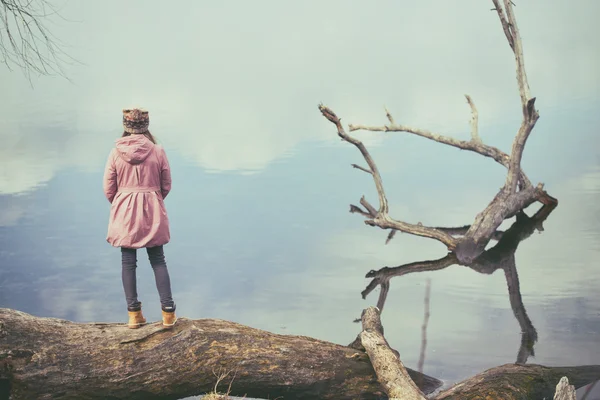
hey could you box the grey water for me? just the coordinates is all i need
[1,1,599,399]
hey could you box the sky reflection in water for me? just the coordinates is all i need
[1,0,599,395]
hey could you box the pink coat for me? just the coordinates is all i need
[103,135,171,249]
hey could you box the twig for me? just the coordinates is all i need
[351,164,373,175]
[464,94,481,143]
[385,229,397,244]
[0,0,79,84]
[349,204,374,218]
[360,196,378,217]
[212,367,232,394]
[319,104,389,214]
[376,280,390,312]
[384,106,395,124]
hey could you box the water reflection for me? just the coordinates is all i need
[359,202,556,365]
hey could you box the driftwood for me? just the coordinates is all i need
[318,0,557,265]
[358,307,426,400]
[318,3,570,392]
[0,308,442,400]
[360,201,556,366]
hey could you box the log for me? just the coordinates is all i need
[435,364,600,400]
[0,308,442,400]
[358,307,426,400]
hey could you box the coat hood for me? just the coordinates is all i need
[115,135,154,164]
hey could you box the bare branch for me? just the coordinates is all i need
[351,163,373,175]
[365,215,458,249]
[320,1,555,264]
[384,106,395,124]
[360,307,427,400]
[361,272,383,300]
[360,196,378,217]
[362,203,554,370]
[385,229,397,245]
[376,280,390,312]
[434,225,504,241]
[464,94,481,143]
[491,0,515,51]
[349,204,374,219]
[319,104,459,249]
[0,0,78,83]
[491,0,539,193]
[319,104,389,215]
[348,118,531,189]
[503,0,532,104]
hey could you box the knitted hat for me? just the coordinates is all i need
[123,108,149,134]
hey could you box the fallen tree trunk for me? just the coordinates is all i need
[1,308,598,400]
[0,308,441,400]
[435,364,599,400]
[352,307,599,400]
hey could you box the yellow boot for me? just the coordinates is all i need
[127,310,147,329]
[162,310,177,328]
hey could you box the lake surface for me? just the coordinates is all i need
[1,1,599,398]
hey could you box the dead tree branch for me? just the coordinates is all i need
[348,103,531,189]
[319,104,459,250]
[359,307,427,400]
[319,0,557,264]
[361,202,556,365]
[464,94,481,143]
[491,0,539,194]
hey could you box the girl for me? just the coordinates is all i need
[103,108,177,329]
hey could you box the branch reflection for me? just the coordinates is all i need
[358,202,557,365]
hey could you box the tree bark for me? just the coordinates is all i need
[0,308,441,400]
[2,308,598,400]
[358,307,426,400]
[435,364,599,400]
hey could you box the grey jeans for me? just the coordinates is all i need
[121,245,176,312]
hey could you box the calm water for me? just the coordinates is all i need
[1,0,599,398]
